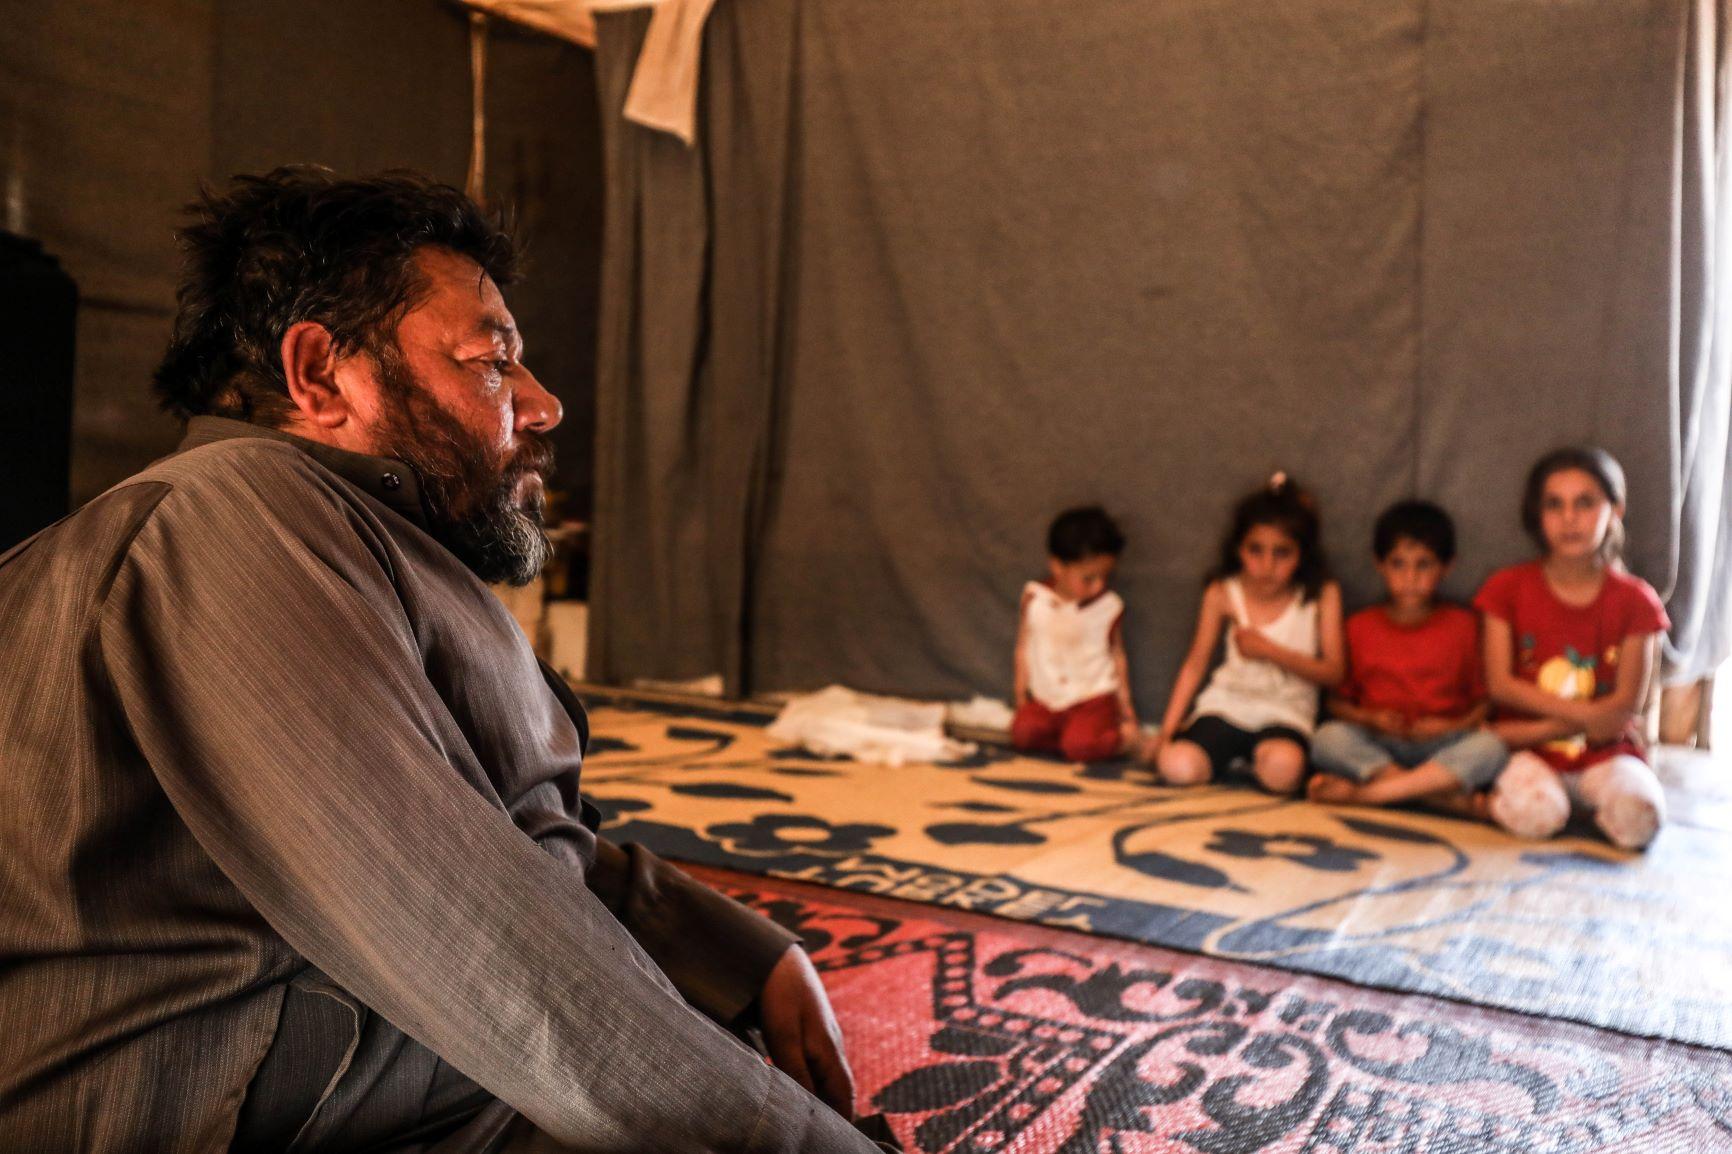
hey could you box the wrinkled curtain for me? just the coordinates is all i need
[588,0,798,693]
[588,0,1729,706]
[1665,0,1732,683]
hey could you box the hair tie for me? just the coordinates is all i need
[1269,470,1288,493]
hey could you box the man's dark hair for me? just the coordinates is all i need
[1047,506,1126,562]
[1373,500,1457,563]
[153,167,518,424]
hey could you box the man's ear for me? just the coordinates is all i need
[280,322,351,429]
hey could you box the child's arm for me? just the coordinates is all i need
[1012,588,1033,707]
[1482,616,1596,727]
[1110,619,1137,728]
[1328,695,1408,735]
[1235,582,1346,688]
[1407,701,1489,738]
[1490,716,1579,749]
[1581,632,1659,744]
[1151,582,1230,755]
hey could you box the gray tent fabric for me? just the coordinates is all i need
[1666,0,1732,682]
[590,0,800,693]
[589,0,1732,709]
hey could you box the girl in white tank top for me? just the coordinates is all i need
[1146,474,1345,795]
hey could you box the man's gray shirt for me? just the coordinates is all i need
[0,418,870,1151]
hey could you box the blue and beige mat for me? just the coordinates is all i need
[582,700,1732,1051]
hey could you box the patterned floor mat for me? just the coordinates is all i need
[690,865,1732,1153]
[583,702,1732,1050]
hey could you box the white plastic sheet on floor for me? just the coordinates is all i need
[767,685,977,766]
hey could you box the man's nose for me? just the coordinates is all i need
[514,367,563,433]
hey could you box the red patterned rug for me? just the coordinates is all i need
[686,865,1732,1153]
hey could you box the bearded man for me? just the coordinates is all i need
[0,169,887,1152]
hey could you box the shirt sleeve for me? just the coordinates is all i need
[1473,565,1519,623]
[536,667,798,1025]
[1616,573,1671,638]
[97,455,871,1153]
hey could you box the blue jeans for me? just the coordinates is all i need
[1310,721,1507,791]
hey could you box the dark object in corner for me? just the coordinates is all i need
[0,231,77,552]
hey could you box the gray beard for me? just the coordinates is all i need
[370,346,555,587]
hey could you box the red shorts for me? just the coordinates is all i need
[1011,693,1123,762]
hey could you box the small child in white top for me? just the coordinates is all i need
[1011,506,1140,762]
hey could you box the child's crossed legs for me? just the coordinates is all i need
[1488,751,1665,850]
[1157,715,1307,795]
[1307,722,1506,815]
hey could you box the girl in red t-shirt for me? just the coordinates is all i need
[1474,447,1670,849]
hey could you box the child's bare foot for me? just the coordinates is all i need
[1134,732,1163,766]
[1419,789,1493,822]
[1306,774,1361,805]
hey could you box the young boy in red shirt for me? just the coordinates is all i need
[1306,501,1507,813]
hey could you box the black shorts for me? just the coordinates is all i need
[1175,715,1309,777]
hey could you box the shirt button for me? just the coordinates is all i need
[381,472,402,491]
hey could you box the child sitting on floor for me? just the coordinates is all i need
[1307,500,1507,813]
[1475,446,1670,849]
[1147,473,1344,795]
[1011,506,1141,762]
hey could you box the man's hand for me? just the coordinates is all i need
[761,944,856,1119]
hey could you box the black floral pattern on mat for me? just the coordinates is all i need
[924,822,1048,847]
[707,814,896,856]
[664,724,737,751]
[1204,831,1381,873]
[670,782,795,802]
[586,796,651,825]
[1113,825,1246,891]
[716,881,1732,1154]
[584,735,639,755]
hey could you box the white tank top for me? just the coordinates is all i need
[1022,582,1123,711]
[1190,578,1320,734]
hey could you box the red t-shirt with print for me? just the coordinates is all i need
[1473,560,1670,771]
[1339,603,1483,721]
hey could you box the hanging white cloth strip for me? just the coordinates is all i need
[614,0,716,146]
[454,0,717,147]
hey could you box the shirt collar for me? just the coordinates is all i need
[177,416,430,529]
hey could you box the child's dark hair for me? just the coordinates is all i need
[1520,446,1627,562]
[1373,500,1457,563]
[1211,472,1328,598]
[1047,506,1126,562]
